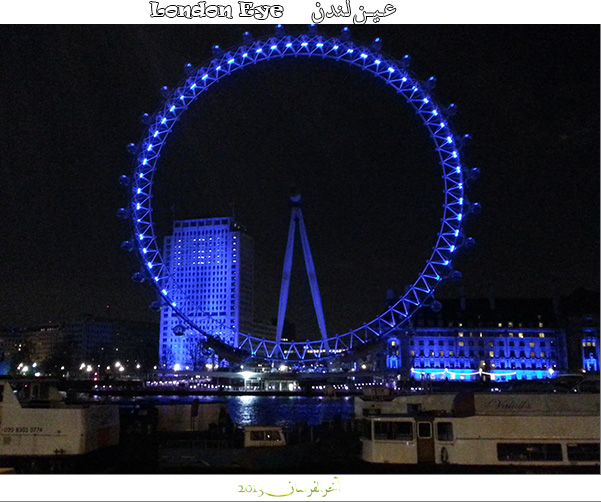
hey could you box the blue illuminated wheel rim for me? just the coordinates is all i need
[124,27,477,362]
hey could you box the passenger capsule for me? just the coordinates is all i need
[120,240,134,252]
[118,175,130,187]
[423,76,437,91]
[116,208,129,219]
[446,103,458,117]
[132,272,145,283]
[449,270,463,283]
[242,31,253,44]
[126,143,137,154]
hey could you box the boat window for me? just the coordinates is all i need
[497,443,562,462]
[250,430,265,441]
[374,421,413,441]
[436,422,454,442]
[250,430,281,442]
[264,430,281,441]
[567,443,600,462]
[417,422,432,439]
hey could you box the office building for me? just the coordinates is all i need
[159,217,254,370]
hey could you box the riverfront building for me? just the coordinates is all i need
[377,289,599,381]
[159,217,254,370]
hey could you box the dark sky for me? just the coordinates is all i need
[1,25,599,338]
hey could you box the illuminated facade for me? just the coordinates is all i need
[159,217,254,370]
[380,297,572,381]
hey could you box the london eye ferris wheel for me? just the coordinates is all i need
[119,25,480,364]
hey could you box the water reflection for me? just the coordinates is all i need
[225,395,354,427]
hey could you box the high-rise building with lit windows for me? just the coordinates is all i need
[159,217,254,370]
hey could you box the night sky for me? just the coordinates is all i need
[1,25,598,338]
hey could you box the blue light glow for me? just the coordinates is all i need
[130,30,473,364]
[147,262,153,269]
[162,289,168,295]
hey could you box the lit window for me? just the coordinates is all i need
[539,333,545,338]
[530,351,536,358]
[518,333,524,338]
[489,351,494,357]
[458,341,464,346]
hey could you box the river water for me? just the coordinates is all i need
[108,394,355,427]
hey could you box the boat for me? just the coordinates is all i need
[359,391,600,468]
[0,378,120,472]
